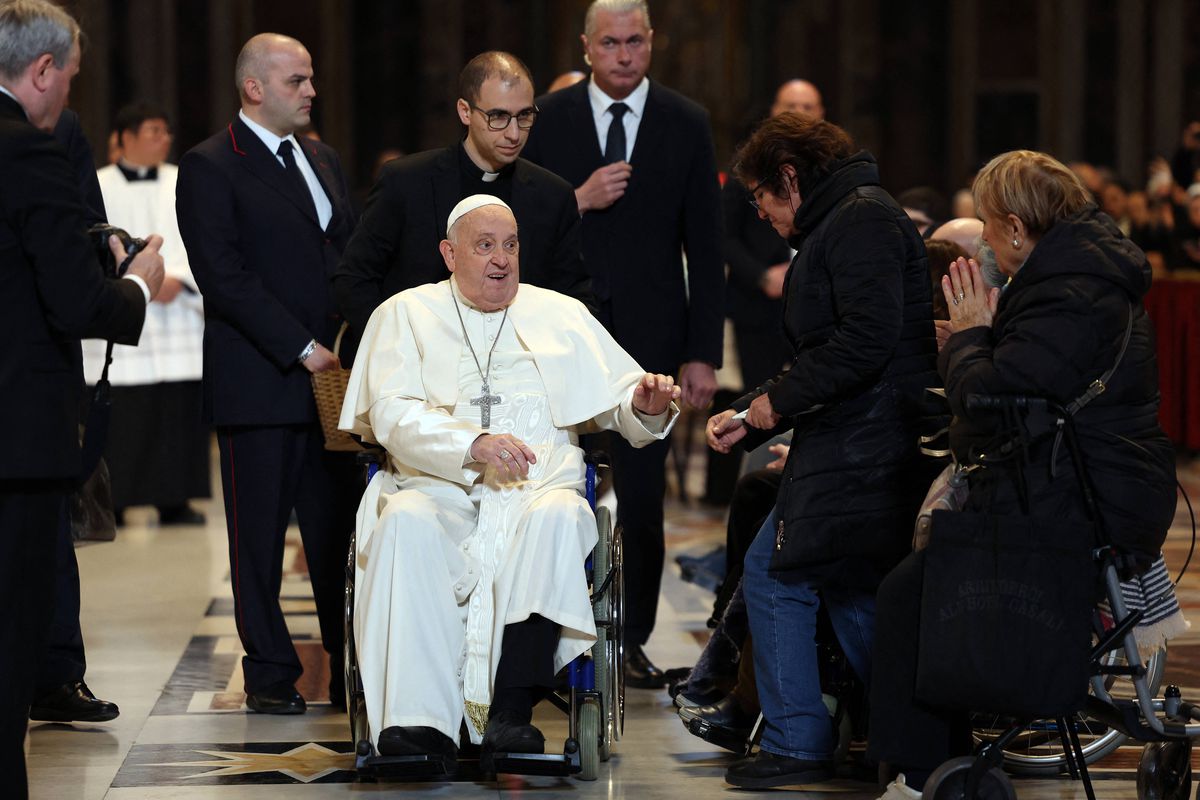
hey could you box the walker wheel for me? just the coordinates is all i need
[1138,741,1193,800]
[577,698,601,781]
[925,756,1017,800]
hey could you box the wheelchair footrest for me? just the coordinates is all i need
[356,750,456,780]
[684,716,753,756]
[489,752,579,776]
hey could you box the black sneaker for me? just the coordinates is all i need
[725,751,832,789]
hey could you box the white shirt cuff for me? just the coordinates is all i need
[122,273,151,304]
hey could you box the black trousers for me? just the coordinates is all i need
[35,503,85,694]
[216,423,358,693]
[1,480,69,800]
[867,550,971,770]
[609,434,671,646]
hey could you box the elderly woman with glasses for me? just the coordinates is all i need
[867,150,1177,800]
[705,114,940,788]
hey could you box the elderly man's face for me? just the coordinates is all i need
[256,44,315,136]
[582,9,652,100]
[443,206,520,311]
[458,75,535,172]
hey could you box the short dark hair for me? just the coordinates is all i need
[113,101,168,138]
[733,113,855,199]
[458,51,532,106]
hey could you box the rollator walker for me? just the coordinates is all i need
[343,450,624,782]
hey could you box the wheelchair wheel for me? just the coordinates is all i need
[590,507,624,763]
[971,645,1166,774]
[344,531,371,752]
[1138,741,1193,800]
[925,756,1017,800]
[578,697,602,781]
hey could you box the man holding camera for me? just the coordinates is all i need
[0,1,165,795]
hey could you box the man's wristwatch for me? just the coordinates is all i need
[298,339,317,363]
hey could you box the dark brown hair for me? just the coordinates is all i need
[923,238,969,320]
[458,51,533,106]
[732,113,856,198]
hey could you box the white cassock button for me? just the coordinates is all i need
[455,583,463,591]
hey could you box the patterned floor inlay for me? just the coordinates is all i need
[112,742,355,786]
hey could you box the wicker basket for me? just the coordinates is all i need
[311,324,364,452]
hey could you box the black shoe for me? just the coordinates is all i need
[245,681,306,715]
[479,710,545,773]
[664,667,691,698]
[29,681,120,723]
[377,725,458,762]
[724,751,832,789]
[624,644,670,689]
[158,505,206,526]
[679,694,757,734]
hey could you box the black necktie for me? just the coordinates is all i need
[604,102,629,164]
[276,140,318,219]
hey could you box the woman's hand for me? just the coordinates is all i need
[943,257,1000,334]
[706,410,746,453]
[633,373,682,416]
[765,443,790,471]
[746,392,782,430]
[470,433,537,478]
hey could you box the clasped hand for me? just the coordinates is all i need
[471,433,538,478]
[704,393,781,454]
[943,257,999,335]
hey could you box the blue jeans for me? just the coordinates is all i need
[743,506,876,760]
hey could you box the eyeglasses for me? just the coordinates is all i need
[747,176,771,211]
[469,238,520,258]
[470,105,539,131]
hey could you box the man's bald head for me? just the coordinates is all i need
[771,80,824,120]
[929,217,984,258]
[235,33,305,99]
[458,51,533,107]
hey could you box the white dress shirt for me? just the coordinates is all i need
[238,109,333,230]
[587,76,649,163]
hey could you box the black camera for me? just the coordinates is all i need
[87,224,147,278]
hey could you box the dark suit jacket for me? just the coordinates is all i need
[522,79,724,374]
[722,176,790,330]
[176,116,355,427]
[54,109,107,227]
[0,94,145,480]
[333,144,591,358]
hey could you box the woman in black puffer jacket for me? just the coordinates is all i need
[705,114,941,789]
[868,150,1176,800]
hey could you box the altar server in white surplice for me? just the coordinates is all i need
[81,102,209,525]
[340,194,680,768]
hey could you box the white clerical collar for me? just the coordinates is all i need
[238,109,300,158]
[587,75,649,120]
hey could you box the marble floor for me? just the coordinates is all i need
[23,440,1200,799]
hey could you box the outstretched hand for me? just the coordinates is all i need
[633,373,681,416]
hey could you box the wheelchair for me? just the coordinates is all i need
[343,451,624,782]
[921,394,1199,800]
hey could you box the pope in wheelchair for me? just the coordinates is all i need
[338,194,679,772]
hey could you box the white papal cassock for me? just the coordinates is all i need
[340,278,677,746]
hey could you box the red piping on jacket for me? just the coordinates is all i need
[228,123,247,156]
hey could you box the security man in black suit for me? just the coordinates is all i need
[522,0,724,687]
[334,50,591,360]
[0,2,165,793]
[176,33,359,716]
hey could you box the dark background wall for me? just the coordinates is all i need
[61,0,1199,200]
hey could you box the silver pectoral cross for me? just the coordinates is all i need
[470,382,503,429]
